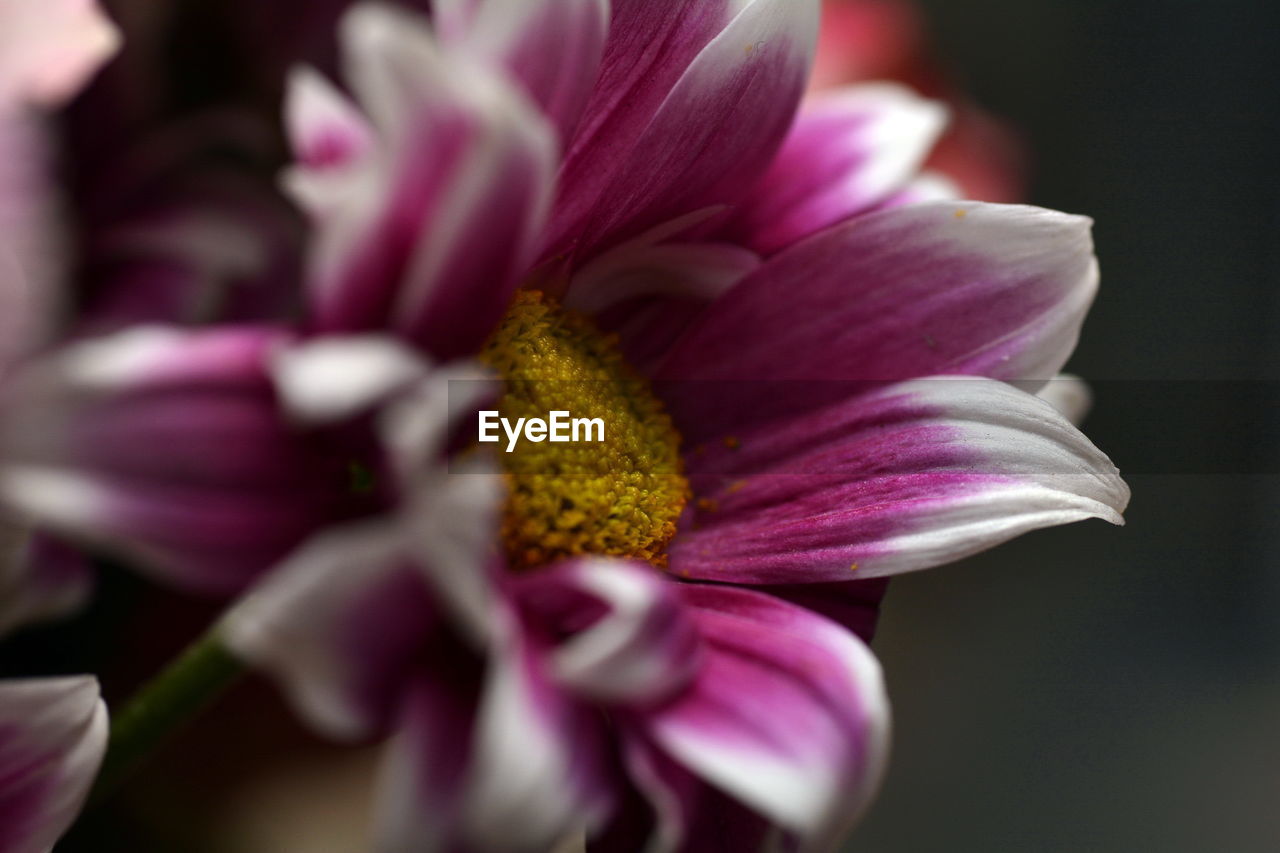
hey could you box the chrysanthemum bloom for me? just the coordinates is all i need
[0,0,1127,848]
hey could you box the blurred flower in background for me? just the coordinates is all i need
[815,0,1027,204]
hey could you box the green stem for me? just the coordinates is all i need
[89,629,245,806]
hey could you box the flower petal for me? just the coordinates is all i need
[221,522,432,740]
[378,626,612,853]
[0,676,107,853]
[0,327,361,594]
[294,4,557,359]
[1037,373,1093,426]
[513,558,702,705]
[545,0,819,261]
[724,83,947,254]
[657,201,1100,443]
[0,0,120,109]
[567,239,759,372]
[669,377,1129,584]
[637,586,889,849]
[271,335,427,425]
[434,0,611,143]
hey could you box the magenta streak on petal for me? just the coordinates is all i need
[550,2,814,262]
[309,114,472,338]
[721,86,946,255]
[512,559,703,706]
[635,585,885,841]
[338,566,439,735]
[669,392,992,583]
[0,729,55,849]
[544,0,729,259]
[395,137,550,359]
[656,202,1097,444]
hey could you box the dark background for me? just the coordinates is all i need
[852,1,1280,850]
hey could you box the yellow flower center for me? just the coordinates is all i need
[480,291,689,570]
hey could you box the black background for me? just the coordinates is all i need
[852,1,1280,850]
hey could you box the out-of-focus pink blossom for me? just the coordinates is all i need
[813,0,1027,203]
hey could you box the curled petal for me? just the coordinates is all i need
[670,377,1129,584]
[547,0,820,260]
[0,676,107,853]
[636,586,889,849]
[658,201,1101,443]
[726,83,948,254]
[293,4,558,359]
[434,0,611,143]
[514,558,702,705]
[0,327,360,594]
[378,628,611,853]
[221,522,431,740]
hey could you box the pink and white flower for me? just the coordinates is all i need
[0,1,1128,848]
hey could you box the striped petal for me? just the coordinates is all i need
[290,4,557,359]
[669,377,1129,584]
[725,83,947,254]
[0,676,107,853]
[0,327,366,594]
[378,624,612,853]
[513,558,702,706]
[434,0,610,144]
[546,0,819,261]
[634,585,889,851]
[657,201,1100,444]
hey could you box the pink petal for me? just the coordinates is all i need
[637,586,889,848]
[294,4,557,359]
[545,0,820,262]
[0,327,367,594]
[221,522,433,740]
[285,67,375,173]
[378,627,611,853]
[512,558,702,705]
[567,238,760,372]
[434,0,610,144]
[0,0,120,109]
[669,377,1128,584]
[607,734,773,852]
[724,83,948,255]
[0,676,107,853]
[657,201,1100,443]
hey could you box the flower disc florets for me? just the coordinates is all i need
[480,291,688,570]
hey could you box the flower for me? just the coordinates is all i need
[0,676,108,853]
[213,2,1123,849]
[0,1,1129,848]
